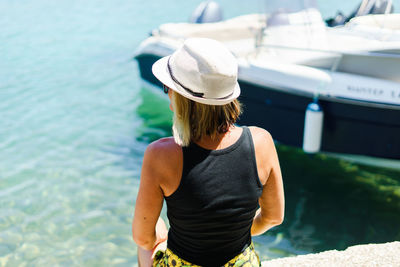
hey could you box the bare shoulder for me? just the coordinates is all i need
[143,137,183,196]
[145,137,181,163]
[248,126,274,148]
[247,126,277,185]
[147,137,181,153]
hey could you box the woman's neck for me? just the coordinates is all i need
[194,125,242,150]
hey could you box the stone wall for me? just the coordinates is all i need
[262,242,400,267]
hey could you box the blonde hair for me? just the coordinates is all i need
[171,90,241,146]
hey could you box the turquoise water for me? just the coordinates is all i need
[1,0,399,266]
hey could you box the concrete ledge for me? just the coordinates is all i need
[262,242,400,267]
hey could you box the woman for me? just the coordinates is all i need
[133,38,284,267]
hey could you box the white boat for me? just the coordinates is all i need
[134,1,400,159]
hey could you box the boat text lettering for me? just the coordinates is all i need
[347,86,384,96]
[391,90,400,99]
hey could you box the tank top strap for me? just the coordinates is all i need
[241,126,263,189]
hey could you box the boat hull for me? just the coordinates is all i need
[239,80,400,159]
[135,54,400,159]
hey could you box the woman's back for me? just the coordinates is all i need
[165,126,262,266]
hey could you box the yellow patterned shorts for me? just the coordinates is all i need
[152,243,260,267]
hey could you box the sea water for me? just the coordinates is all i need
[1,0,400,266]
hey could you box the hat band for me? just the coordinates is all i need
[167,57,234,100]
[167,57,204,98]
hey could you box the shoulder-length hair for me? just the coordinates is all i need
[171,90,242,146]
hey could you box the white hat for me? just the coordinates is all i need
[152,38,240,105]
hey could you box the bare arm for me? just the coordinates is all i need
[249,128,285,236]
[132,143,168,250]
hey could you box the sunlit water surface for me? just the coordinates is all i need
[1,0,399,266]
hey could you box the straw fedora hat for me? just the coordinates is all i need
[152,38,240,105]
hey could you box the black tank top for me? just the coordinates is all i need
[165,126,263,266]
